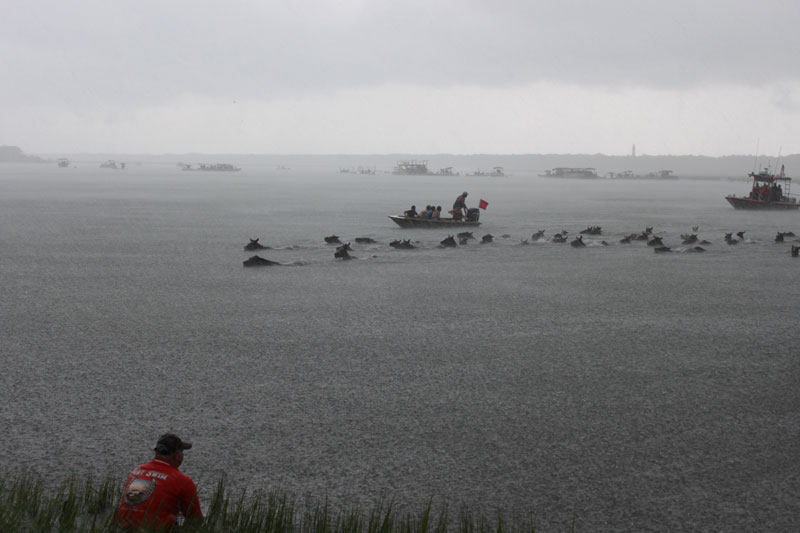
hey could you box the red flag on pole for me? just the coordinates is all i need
[780,164,785,177]
[478,199,489,210]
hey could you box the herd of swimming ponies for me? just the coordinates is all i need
[241,226,800,266]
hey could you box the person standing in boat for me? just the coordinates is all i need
[450,191,468,220]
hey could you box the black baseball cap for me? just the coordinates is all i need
[154,433,192,455]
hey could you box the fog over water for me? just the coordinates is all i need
[1,161,799,531]
[4,2,800,155]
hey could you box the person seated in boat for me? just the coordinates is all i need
[404,205,418,217]
[452,191,468,219]
[432,205,442,219]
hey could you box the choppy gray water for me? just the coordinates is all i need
[1,162,799,531]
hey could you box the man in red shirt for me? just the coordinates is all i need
[115,433,203,531]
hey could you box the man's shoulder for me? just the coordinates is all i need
[132,459,190,479]
[135,459,172,471]
[132,463,196,488]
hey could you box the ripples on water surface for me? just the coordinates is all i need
[1,163,799,531]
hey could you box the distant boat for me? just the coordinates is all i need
[471,166,505,177]
[100,160,125,169]
[392,160,432,175]
[649,170,678,179]
[57,158,70,168]
[277,165,291,171]
[435,167,459,176]
[608,170,678,180]
[725,166,799,210]
[540,167,599,179]
[181,163,240,171]
[608,170,636,179]
[340,166,376,174]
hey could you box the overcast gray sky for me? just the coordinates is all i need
[3,0,799,155]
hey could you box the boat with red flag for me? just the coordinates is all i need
[725,165,799,210]
[389,198,489,228]
[389,207,482,228]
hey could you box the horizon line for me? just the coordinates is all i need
[24,151,796,159]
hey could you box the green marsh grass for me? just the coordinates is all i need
[0,472,538,532]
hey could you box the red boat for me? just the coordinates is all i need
[725,166,799,210]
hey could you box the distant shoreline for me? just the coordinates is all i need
[4,145,797,178]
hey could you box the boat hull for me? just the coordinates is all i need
[725,196,800,210]
[388,216,481,228]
